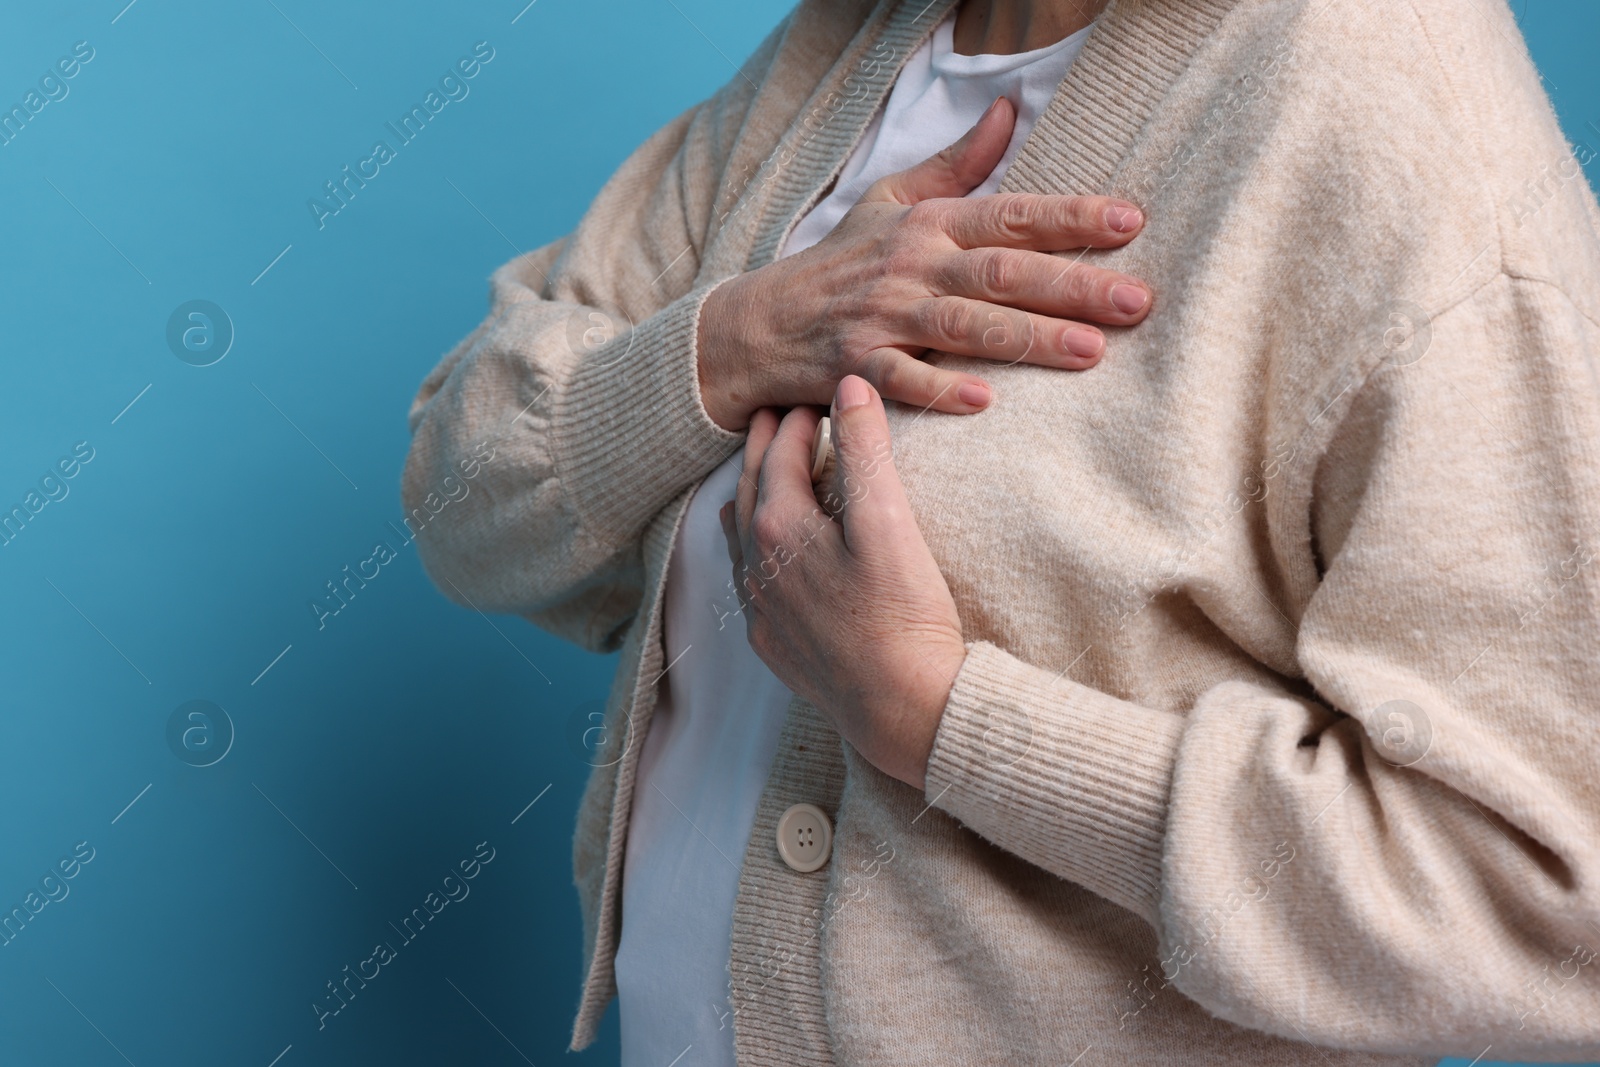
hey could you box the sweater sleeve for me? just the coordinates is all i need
[924,274,1600,1060]
[400,18,792,653]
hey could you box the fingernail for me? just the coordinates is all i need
[1063,328,1103,359]
[1111,284,1149,313]
[837,375,871,411]
[1106,205,1143,232]
[958,381,992,408]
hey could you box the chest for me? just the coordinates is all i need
[883,316,1308,704]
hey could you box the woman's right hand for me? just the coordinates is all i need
[695,96,1153,431]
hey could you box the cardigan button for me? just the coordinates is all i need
[775,803,832,873]
[810,416,833,482]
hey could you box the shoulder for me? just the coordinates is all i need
[1126,0,1599,335]
[1255,0,1600,317]
[1101,0,1598,476]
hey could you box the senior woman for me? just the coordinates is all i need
[403,0,1600,1064]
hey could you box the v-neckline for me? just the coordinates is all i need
[741,0,1244,273]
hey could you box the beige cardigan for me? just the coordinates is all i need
[402,0,1600,1063]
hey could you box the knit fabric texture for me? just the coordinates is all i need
[402,0,1600,1063]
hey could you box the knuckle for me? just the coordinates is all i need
[929,298,974,343]
[977,249,1018,295]
[903,199,946,231]
[1067,196,1110,235]
[994,194,1036,241]
[750,509,788,552]
[1057,262,1097,307]
[983,309,1028,355]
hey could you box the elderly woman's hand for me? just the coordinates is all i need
[719,376,966,790]
[696,96,1152,431]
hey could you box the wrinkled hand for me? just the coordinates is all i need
[719,376,966,790]
[697,96,1153,431]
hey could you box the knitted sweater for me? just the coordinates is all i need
[401,0,1600,1063]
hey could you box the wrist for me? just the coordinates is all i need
[890,636,967,791]
[697,275,760,432]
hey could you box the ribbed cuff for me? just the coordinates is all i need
[552,282,743,543]
[924,641,1183,924]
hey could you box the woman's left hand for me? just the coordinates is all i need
[719,376,967,791]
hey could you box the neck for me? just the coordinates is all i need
[951,0,1109,55]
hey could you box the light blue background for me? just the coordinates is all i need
[0,2,1593,1065]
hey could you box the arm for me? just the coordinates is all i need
[400,24,787,651]
[922,276,1600,1058]
[730,277,1600,1058]
[405,75,1156,652]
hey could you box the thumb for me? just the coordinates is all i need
[861,96,1016,206]
[828,375,917,553]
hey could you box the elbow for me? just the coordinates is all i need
[400,439,486,610]
[399,442,582,619]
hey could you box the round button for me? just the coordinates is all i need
[775,803,832,873]
[810,417,833,482]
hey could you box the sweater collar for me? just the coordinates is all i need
[999,0,1245,198]
[743,0,1243,272]
[746,0,962,270]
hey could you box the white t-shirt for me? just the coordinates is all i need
[614,15,1094,1067]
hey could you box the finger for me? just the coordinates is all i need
[905,296,1111,368]
[754,406,827,529]
[858,347,995,413]
[736,408,781,538]
[938,246,1154,327]
[719,500,740,566]
[747,407,846,582]
[939,192,1145,251]
[860,96,1015,206]
[829,375,919,554]
[721,500,758,612]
